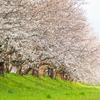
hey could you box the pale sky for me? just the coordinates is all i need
[84,0,100,40]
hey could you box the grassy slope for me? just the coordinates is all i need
[0,73,100,100]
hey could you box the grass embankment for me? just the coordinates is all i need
[0,73,100,100]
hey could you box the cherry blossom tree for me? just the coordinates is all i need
[0,0,100,83]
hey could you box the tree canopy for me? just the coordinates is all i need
[0,0,100,83]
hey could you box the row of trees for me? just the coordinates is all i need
[0,0,100,83]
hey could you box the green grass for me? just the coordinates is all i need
[0,73,100,100]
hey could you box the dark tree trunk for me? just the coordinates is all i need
[50,69,53,79]
[0,62,4,77]
[31,69,39,77]
[4,65,10,73]
[16,66,22,74]
[21,67,32,75]
[62,71,65,79]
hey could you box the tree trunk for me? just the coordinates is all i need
[21,67,32,75]
[16,66,22,74]
[50,69,53,79]
[4,65,9,73]
[0,62,4,77]
[31,69,39,77]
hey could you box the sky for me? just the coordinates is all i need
[84,0,100,40]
